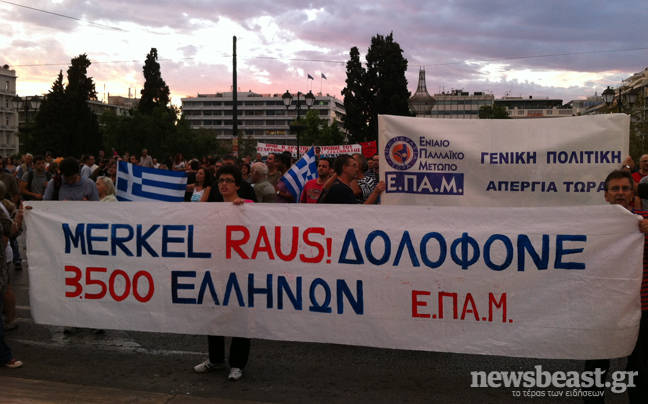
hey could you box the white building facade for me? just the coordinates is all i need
[426,90,494,119]
[0,65,20,156]
[496,97,574,119]
[181,91,346,144]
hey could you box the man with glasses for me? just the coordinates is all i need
[583,170,648,403]
[206,155,257,203]
[321,154,384,205]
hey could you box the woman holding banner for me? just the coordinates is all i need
[194,164,251,381]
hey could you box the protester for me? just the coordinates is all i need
[266,153,281,186]
[250,162,275,203]
[275,153,294,203]
[80,155,95,178]
[0,178,24,368]
[0,160,20,270]
[187,167,212,202]
[195,164,251,381]
[350,153,376,204]
[583,170,648,403]
[5,157,16,177]
[241,163,251,183]
[173,153,186,171]
[15,154,32,183]
[320,154,384,204]
[633,154,648,183]
[43,157,99,202]
[207,156,257,202]
[364,154,379,182]
[184,160,199,202]
[0,180,20,331]
[300,158,332,203]
[107,160,117,185]
[19,155,50,202]
[139,149,154,168]
[96,176,117,202]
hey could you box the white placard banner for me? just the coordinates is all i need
[25,201,643,359]
[379,114,630,206]
[256,143,362,157]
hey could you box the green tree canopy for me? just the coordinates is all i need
[342,32,411,143]
[139,48,170,114]
[30,55,100,157]
[478,104,511,119]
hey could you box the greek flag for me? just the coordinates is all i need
[116,161,188,202]
[281,146,317,203]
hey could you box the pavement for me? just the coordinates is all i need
[2,376,277,404]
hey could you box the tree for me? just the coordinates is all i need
[341,47,369,143]
[478,104,511,119]
[342,33,411,143]
[30,55,101,157]
[290,110,346,147]
[365,33,411,137]
[139,48,170,114]
[628,96,648,162]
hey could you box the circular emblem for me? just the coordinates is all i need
[385,136,418,170]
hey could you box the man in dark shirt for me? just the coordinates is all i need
[322,154,384,204]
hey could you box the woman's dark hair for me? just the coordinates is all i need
[215,164,242,186]
[197,167,214,187]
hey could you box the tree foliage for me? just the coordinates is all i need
[478,104,511,119]
[139,48,170,114]
[342,33,411,143]
[100,49,222,162]
[295,109,345,147]
[30,54,101,157]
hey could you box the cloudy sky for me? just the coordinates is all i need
[2,0,647,107]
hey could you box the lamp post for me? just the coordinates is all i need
[602,86,638,114]
[282,90,315,159]
[12,95,42,153]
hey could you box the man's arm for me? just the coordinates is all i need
[363,181,385,205]
[19,174,42,200]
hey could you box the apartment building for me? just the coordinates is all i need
[0,65,19,155]
[181,91,346,144]
[426,90,494,119]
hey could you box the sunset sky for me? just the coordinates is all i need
[2,0,647,106]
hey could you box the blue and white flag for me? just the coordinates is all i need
[116,161,188,202]
[280,146,317,203]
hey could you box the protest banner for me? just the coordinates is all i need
[360,141,377,158]
[25,201,642,359]
[257,142,362,157]
[378,114,629,206]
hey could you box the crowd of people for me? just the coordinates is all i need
[4,148,645,402]
[0,147,385,380]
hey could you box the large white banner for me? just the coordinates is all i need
[25,202,643,359]
[379,114,629,206]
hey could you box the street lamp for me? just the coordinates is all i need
[282,90,316,158]
[12,95,42,153]
[602,86,638,114]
